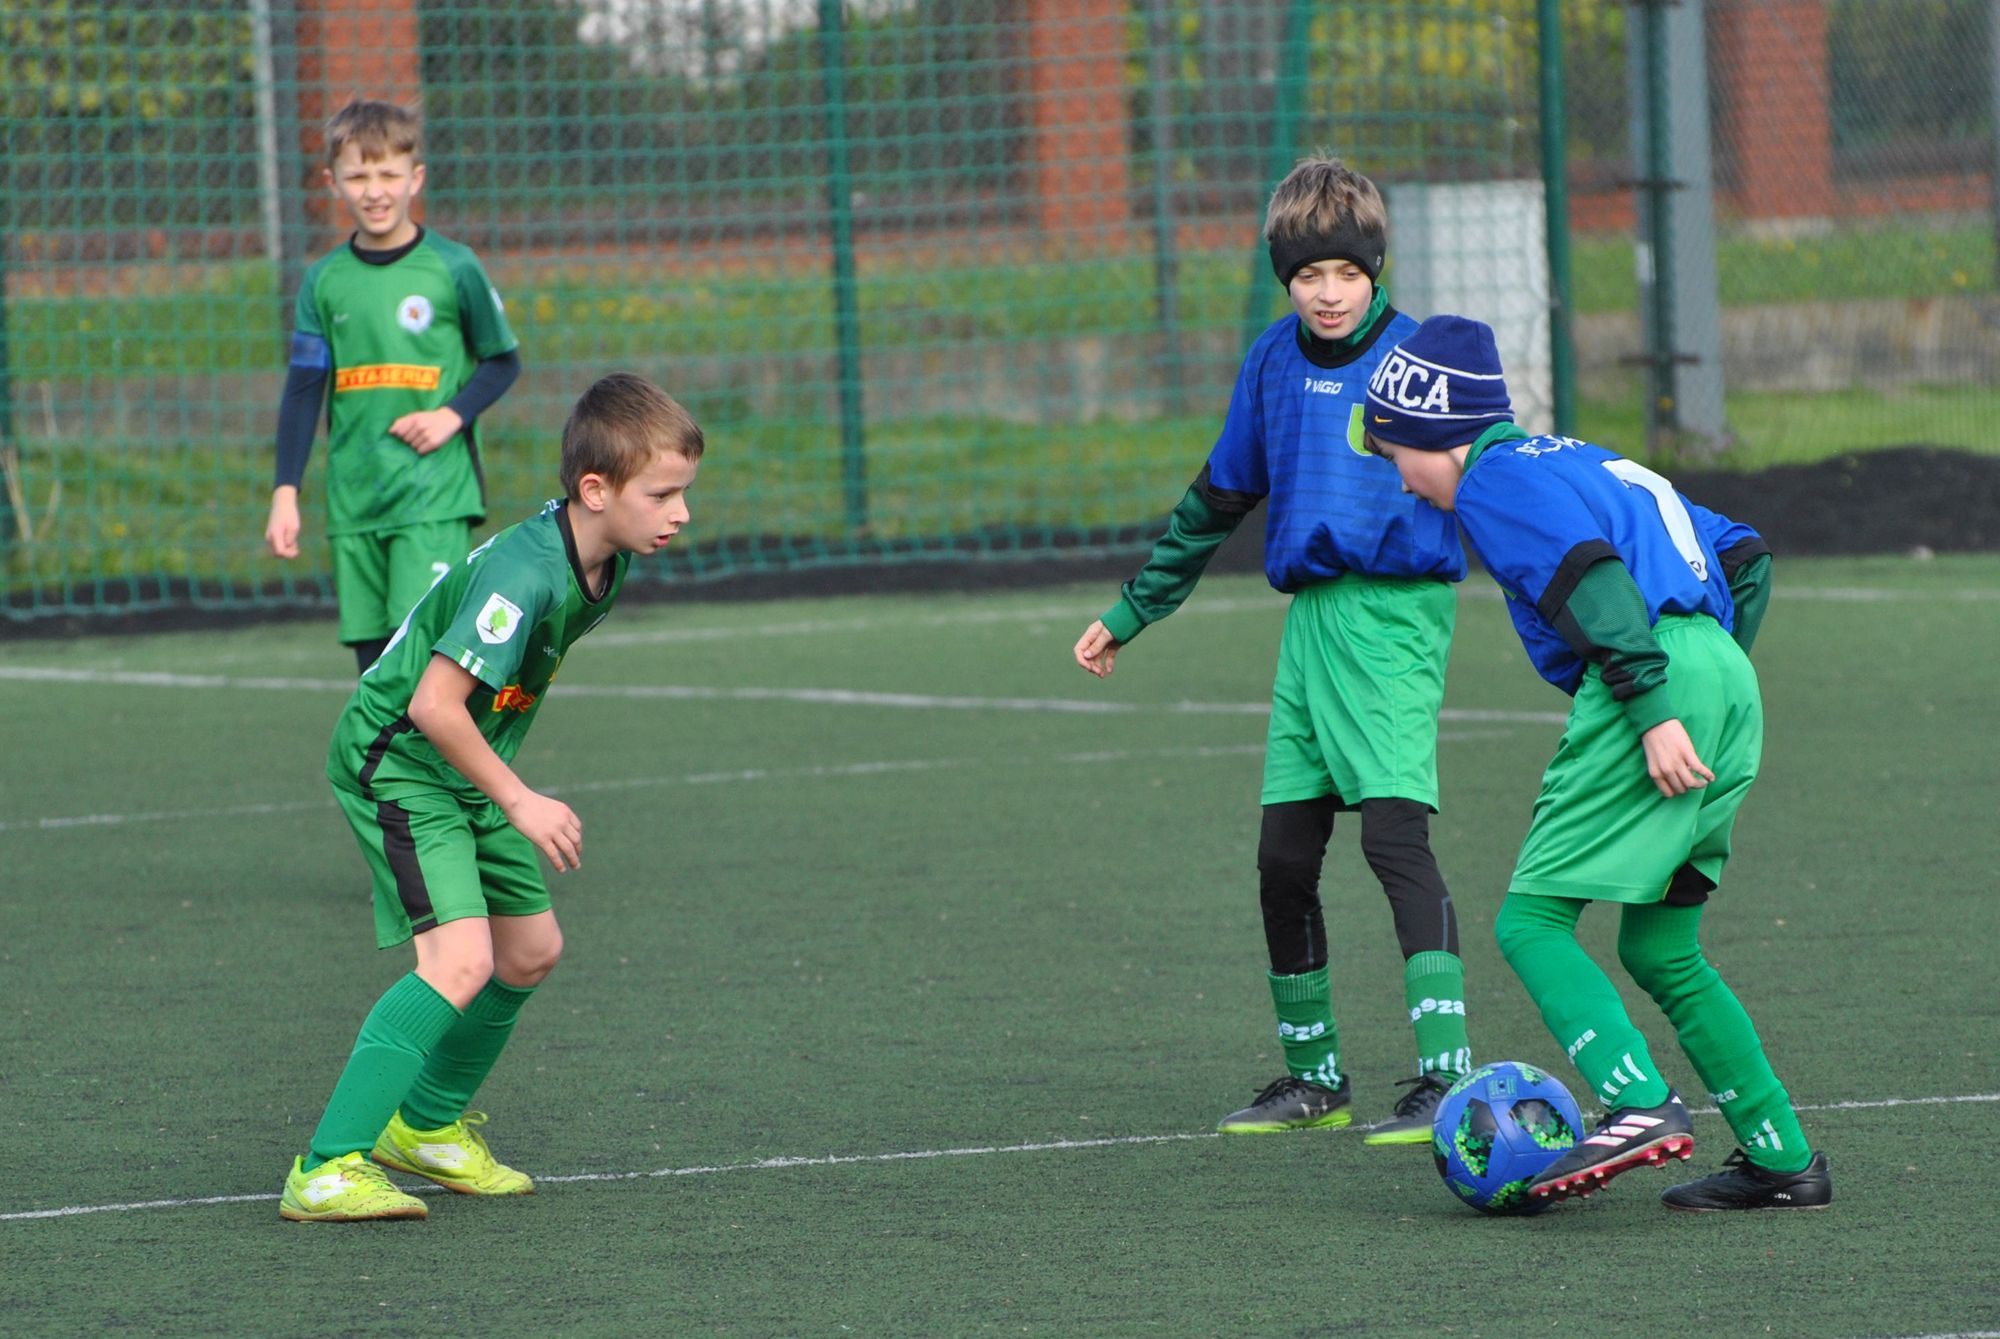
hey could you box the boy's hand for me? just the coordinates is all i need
[389,407,465,454]
[1073,620,1123,679]
[1640,719,1715,798]
[265,486,302,559]
[503,790,584,872]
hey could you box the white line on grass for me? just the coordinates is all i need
[4,1090,1995,1224]
[0,664,1568,726]
[0,743,1276,833]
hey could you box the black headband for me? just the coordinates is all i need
[1269,221,1385,287]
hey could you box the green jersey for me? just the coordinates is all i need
[294,228,519,537]
[327,500,629,801]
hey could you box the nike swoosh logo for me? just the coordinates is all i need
[1371,415,1393,424]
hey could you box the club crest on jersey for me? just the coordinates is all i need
[1367,352,1453,413]
[475,592,525,645]
[397,294,434,333]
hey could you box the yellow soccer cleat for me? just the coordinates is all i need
[279,1151,428,1222]
[371,1110,534,1196]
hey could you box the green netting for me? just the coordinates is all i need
[2,0,1995,621]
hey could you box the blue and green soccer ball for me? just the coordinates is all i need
[1432,1061,1583,1216]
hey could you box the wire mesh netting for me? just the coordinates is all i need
[1,0,1994,622]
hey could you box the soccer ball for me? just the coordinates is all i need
[1432,1061,1584,1215]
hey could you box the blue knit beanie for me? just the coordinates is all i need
[1363,315,1513,451]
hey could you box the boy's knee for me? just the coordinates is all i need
[1257,798,1336,898]
[1493,897,1566,967]
[1617,936,1708,1000]
[429,953,496,1005]
[1357,798,1432,870]
[496,926,563,987]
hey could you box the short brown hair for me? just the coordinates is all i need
[1262,154,1388,246]
[560,373,705,500]
[324,100,423,169]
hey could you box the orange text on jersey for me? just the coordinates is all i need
[334,363,442,393]
[490,684,538,714]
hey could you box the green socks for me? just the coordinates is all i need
[1616,903,1811,1172]
[1404,950,1471,1077]
[307,973,462,1165]
[1493,895,1673,1110]
[1495,894,1813,1174]
[1268,967,1341,1088]
[398,976,538,1131]
[1267,955,1469,1088]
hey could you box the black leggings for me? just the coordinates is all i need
[1256,795,1458,975]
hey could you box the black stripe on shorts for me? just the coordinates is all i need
[376,800,438,931]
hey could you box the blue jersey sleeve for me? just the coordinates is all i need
[1684,497,1762,562]
[1202,352,1269,499]
[1454,453,1610,616]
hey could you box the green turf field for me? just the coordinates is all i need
[3,557,1996,1337]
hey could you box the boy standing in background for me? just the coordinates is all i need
[263,100,522,672]
[1073,157,1476,1144]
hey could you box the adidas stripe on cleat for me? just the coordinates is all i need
[1528,1091,1694,1202]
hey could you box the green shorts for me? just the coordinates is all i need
[1261,575,1457,809]
[1509,615,1763,904]
[332,783,551,949]
[331,519,473,644]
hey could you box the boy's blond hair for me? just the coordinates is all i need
[560,373,705,500]
[1263,154,1387,244]
[325,100,423,168]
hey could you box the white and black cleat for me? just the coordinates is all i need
[1529,1091,1694,1202]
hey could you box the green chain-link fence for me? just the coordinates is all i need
[1,0,1994,622]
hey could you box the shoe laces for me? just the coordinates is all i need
[349,1156,399,1189]
[454,1111,494,1154]
[1388,1072,1450,1117]
[1249,1075,1325,1104]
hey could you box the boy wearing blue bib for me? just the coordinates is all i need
[1363,315,1831,1212]
[1074,159,1476,1144]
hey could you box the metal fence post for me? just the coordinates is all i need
[1538,0,1578,437]
[1624,0,1726,454]
[1240,0,1313,352]
[819,0,868,534]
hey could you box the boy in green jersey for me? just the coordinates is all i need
[281,373,703,1223]
[263,100,522,672]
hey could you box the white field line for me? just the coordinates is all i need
[0,664,1569,724]
[3,1090,1995,1224]
[1,728,1538,835]
[0,743,1267,833]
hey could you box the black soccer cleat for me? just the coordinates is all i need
[1362,1071,1456,1146]
[1216,1074,1352,1134]
[1661,1148,1832,1212]
[1528,1090,1694,1202]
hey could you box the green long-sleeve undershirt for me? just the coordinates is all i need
[1099,467,1257,644]
[1554,546,1773,736]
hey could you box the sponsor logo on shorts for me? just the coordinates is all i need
[333,363,442,392]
